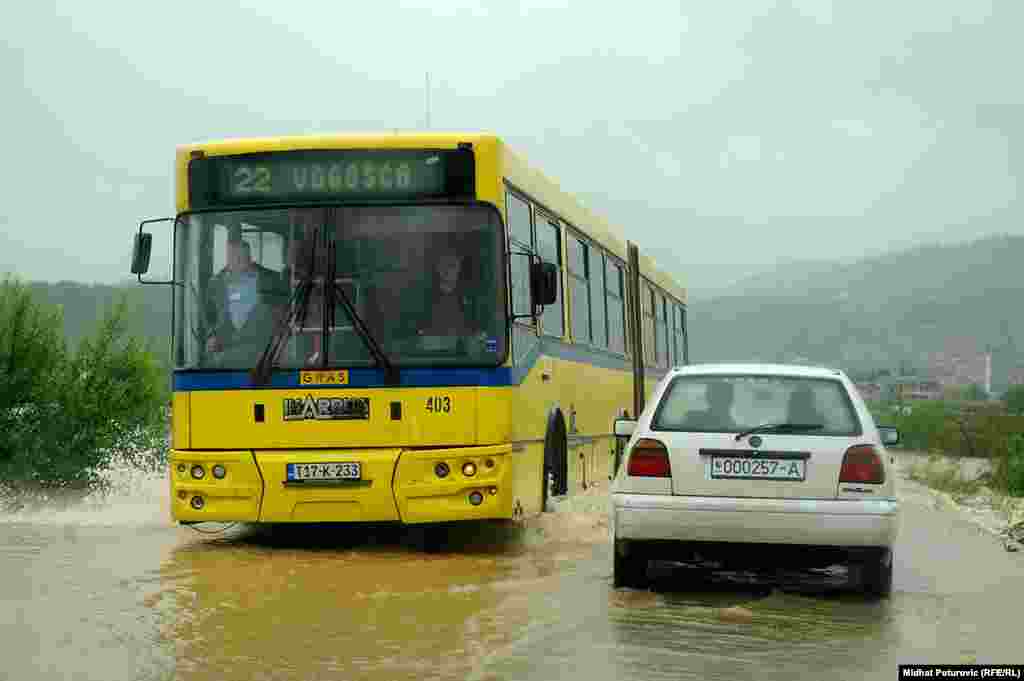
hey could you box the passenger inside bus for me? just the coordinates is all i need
[413,247,488,352]
[419,251,475,335]
[205,234,289,362]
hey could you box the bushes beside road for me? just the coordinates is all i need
[869,399,1024,497]
[0,276,168,488]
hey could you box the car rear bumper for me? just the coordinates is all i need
[611,493,899,548]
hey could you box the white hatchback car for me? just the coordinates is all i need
[610,363,900,596]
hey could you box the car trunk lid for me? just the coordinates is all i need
[665,432,858,499]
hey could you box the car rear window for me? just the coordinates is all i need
[651,375,862,436]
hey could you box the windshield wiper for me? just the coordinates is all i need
[324,236,400,386]
[250,228,321,386]
[734,422,824,441]
[251,222,399,387]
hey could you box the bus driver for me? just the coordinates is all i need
[205,235,288,362]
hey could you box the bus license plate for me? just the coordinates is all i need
[287,462,361,481]
[711,457,805,481]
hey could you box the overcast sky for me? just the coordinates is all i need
[3,0,1021,292]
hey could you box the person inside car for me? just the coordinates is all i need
[787,384,826,426]
[683,380,739,431]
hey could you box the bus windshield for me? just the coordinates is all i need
[172,204,507,371]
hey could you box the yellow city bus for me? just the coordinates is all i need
[130,132,688,531]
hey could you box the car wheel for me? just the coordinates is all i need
[858,549,893,598]
[613,539,648,589]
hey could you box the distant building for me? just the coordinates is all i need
[927,337,992,395]
[989,319,1019,397]
[893,379,943,401]
[1007,366,1024,388]
[869,376,943,401]
[854,383,882,402]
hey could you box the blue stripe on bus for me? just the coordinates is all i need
[171,336,671,391]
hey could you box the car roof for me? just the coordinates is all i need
[669,363,847,379]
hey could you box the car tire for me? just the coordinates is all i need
[613,539,648,589]
[859,549,893,598]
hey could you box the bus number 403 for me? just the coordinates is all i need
[426,396,452,413]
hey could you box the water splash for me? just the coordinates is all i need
[522,481,612,549]
[0,443,171,527]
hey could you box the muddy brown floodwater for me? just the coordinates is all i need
[2,455,1022,681]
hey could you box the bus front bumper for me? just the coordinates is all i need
[169,445,514,524]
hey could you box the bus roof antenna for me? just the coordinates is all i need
[425,71,431,129]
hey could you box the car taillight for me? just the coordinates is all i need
[839,445,885,484]
[626,439,671,478]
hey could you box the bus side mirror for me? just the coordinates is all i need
[131,233,153,275]
[530,261,557,306]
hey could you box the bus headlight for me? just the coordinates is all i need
[435,462,450,478]
[462,462,477,477]
[190,465,205,480]
[212,465,226,479]
[190,495,205,510]
[468,491,484,506]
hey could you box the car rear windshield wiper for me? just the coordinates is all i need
[734,422,824,441]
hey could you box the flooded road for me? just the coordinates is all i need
[2,457,1022,681]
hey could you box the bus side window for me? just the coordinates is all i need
[507,191,534,320]
[606,258,626,355]
[536,215,563,338]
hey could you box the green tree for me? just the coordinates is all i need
[1005,385,1024,416]
[0,279,168,486]
[0,276,67,476]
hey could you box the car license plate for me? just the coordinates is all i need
[710,456,805,481]
[287,462,361,481]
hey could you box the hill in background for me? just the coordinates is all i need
[686,233,1024,392]
[25,280,172,362]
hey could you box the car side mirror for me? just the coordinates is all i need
[614,418,637,438]
[530,261,558,306]
[878,426,899,446]
[131,232,152,275]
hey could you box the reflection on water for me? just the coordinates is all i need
[607,579,897,681]
[154,519,583,681]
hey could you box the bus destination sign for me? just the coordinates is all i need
[188,148,475,208]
